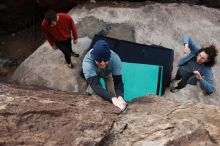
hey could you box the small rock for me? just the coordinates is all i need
[11,33,16,37]
[90,0,96,3]
[1,41,5,45]
[0,4,6,10]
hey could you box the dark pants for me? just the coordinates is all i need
[55,38,73,64]
[175,67,193,89]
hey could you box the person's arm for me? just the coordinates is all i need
[87,76,113,101]
[87,76,126,110]
[110,52,125,98]
[181,35,200,54]
[69,16,78,44]
[113,75,127,111]
[41,22,55,47]
[183,43,190,54]
[113,75,124,97]
[197,70,216,94]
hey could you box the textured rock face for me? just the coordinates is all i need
[102,97,220,146]
[0,83,119,145]
[76,16,135,42]
[1,83,220,145]
[146,0,220,7]
[2,2,220,146]
[12,37,91,93]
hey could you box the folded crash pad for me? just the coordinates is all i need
[90,35,174,101]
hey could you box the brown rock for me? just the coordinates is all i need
[1,83,220,145]
[0,82,119,145]
[102,96,220,145]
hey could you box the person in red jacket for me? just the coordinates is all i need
[41,10,79,68]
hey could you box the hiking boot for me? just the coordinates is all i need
[170,86,180,93]
[71,52,79,57]
[67,63,74,69]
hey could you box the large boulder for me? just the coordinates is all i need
[72,3,220,106]
[13,3,220,106]
[103,96,220,146]
[12,37,91,93]
[1,82,220,145]
[0,82,119,145]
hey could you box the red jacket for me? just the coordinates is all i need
[41,13,78,46]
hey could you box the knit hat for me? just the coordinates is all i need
[92,40,111,61]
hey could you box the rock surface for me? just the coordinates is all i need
[0,82,119,145]
[12,37,91,93]
[1,82,220,145]
[12,3,220,106]
[103,97,220,146]
[2,2,220,146]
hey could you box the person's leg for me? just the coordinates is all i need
[55,41,73,67]
[170,67,192,92]
[170,67,182,88]
[176,77,189,89]
[174,68,182,80]
[176,65,193,89]
[65,38,73,54]
[174,72,192,89]
[104,74,116,97]
[66,38,79,57]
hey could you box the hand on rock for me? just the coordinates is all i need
[112,97,126,111]
[118,96,127,107]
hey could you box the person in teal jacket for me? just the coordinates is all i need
[170,35,218,94]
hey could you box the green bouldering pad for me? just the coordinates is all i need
[100,62,163,102]
[122,62,163,102]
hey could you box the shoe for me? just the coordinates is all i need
[71,52,79,57]
[170,86,180,93]
[67,63,74,68]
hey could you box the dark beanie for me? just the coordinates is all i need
[92,40,111,61]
